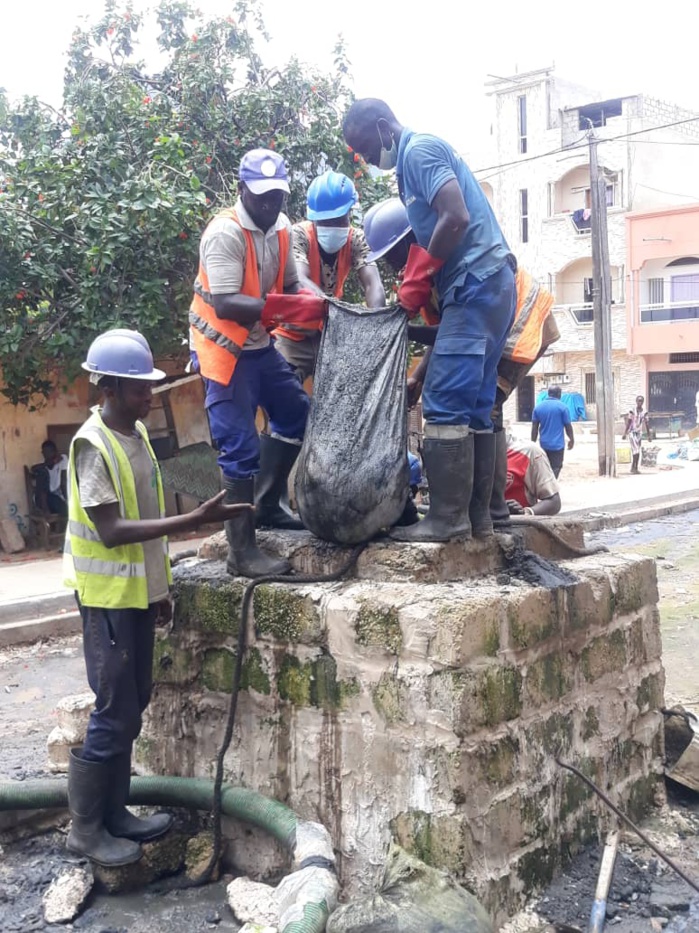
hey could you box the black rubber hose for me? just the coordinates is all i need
[556,758,699,895]
[499,517,609,558]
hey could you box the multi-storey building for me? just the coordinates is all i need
[471,67,699,426]
[627,203,699,428]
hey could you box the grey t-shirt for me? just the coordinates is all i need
[199,199,299,352]
[75,433,170,604]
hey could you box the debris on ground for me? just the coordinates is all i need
[227,877,278,926]
[327,845,492,932]
[94,831,189,893]
[46,693,94,773]
[185,831,220,882]
[42,865,93,923]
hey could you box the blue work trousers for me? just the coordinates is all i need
[205,343,309,480]
[78,601,156,763]
[422,262,516,432]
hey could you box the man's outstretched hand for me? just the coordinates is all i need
[195,490,254,525]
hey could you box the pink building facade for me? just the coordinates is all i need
[627,204,699,427]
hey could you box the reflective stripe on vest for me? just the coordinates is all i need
[274,221,352,342]
[63,410,172,609]
[502,267,556,365]
[418,269,556,364]
[189,208,290,384]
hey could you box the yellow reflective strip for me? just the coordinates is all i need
[68,520,102,542]
[72,555,146,579]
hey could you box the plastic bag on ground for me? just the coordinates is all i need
[295,301,409,545]
[326,845,494,933]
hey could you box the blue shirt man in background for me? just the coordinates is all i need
[343,99,516,543]
[531,385,575,478]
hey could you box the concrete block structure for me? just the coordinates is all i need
[138,529,665,926]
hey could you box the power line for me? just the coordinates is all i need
[473,114,699,179]
[633,182,699,202]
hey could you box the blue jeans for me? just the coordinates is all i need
[422,262,516,431]
[78,601,156,763]
[204,343,310,480]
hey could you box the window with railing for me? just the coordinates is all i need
[585,372,596,403]
[640,267,699,322]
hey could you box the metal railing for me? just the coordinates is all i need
[639,300,699,324]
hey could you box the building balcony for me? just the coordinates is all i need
[559,302,595,325]
[638,300,699,323]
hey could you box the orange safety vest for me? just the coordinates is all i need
[274,221,353,342]
[502,267,556,365]
[189,208,290,385]
[416,267,556,363]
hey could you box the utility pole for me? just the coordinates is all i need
[589,131,616,477]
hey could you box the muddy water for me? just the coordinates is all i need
[0,831,241,933]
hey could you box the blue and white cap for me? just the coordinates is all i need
[239,148,290,195]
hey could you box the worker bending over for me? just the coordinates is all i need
[275,170,385,383]
[189,148,326,576]
[363,197,557,533]
[64,329,250,868]
[505,436,561,516]
[343,99,516,542]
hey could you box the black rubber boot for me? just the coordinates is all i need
[631,454,640,474]
[390,434,473,543]
[66,749,142,867]
[255,434,304,530]
[490,429,511,528]
[105,753,174,842]
[224,478,291,578]
[469,433,496,538]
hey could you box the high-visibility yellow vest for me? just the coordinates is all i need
[63,409,172,609]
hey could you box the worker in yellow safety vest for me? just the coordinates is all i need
[274,170,385,382]
[363,198,559,530]
[189,148,327,576]
[63,328,251,869]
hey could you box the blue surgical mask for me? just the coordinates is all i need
[316,226,350,254]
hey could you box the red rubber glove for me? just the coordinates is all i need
[397,245,444,319]
[260,290,327,332]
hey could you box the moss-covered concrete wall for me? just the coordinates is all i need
[139,547,663,926]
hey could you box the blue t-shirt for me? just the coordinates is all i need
[396,130,512,293]
[532,398,572,451]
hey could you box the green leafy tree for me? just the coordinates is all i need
[0,0,392,405]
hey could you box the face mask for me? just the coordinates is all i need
[316,226,350,254]
[377,129,398,171]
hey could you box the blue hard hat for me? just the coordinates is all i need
[364,198,412,263]
[306,171,358,221]
[82,329,165,382]
[239,148,290,195]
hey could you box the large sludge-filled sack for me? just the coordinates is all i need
[327,845,494,933]
[295,301,409,545]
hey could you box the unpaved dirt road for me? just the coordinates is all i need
[589,508,699,708]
